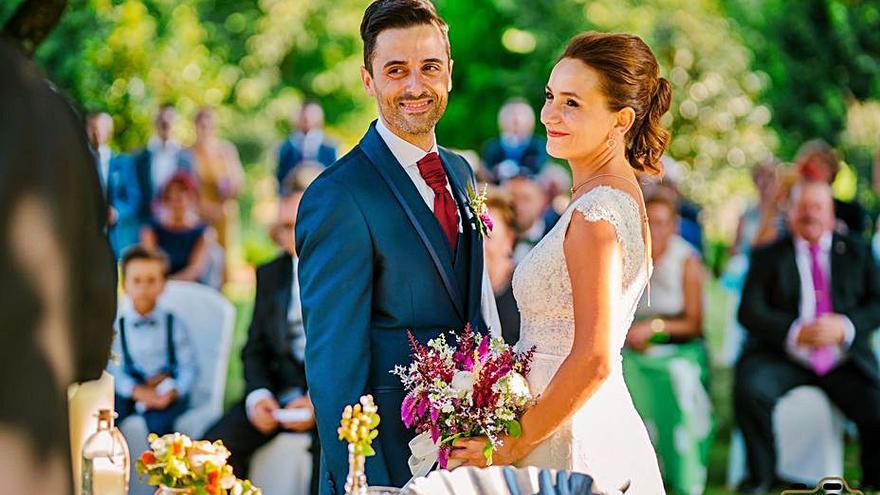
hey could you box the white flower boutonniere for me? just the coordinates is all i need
[467,183,493,238]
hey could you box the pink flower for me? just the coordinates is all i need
[480,212,494,232]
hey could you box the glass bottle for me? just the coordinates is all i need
[81,409,129,495]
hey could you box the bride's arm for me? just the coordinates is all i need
[452,215,621,465]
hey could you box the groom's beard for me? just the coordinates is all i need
[380,90,448,136]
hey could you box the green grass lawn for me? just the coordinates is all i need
[221,278,865,494]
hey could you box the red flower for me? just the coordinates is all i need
[139,451,156,466]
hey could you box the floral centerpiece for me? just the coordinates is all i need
[136,432,261,495]
[392,324,535,472]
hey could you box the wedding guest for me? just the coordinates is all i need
[134,103,193,223]
[0,39,116,495]
[735,181,880,493]
[624,187,711,495]
[507,174,559,264]
[276,100,338,190]
[190,107,245,251]
[140,172,212,283]
[796,139,868,236]
[482,99,549,183]
[108,246,198,436]
[732,159,782,256]
[203,167,319,494]
[484,189,520,345]
[86,112,142,259]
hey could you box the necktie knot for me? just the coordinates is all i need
[417,152,448,194]
[808,242,821,259]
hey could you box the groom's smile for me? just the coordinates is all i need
[361,23,453,149]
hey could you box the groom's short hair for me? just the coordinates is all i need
[360,0,450,74]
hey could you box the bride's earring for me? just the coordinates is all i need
[606,137,616,149]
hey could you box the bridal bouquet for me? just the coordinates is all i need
[136,432,261,494]
[391,324,535,472]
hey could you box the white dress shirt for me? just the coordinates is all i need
[148,137,182,191]
[785,233,855,368]
[375,118,502,336]
[97,145,112,192]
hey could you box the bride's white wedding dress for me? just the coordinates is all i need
[513,186,665,494]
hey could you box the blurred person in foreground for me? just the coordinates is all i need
[484,188,521,345]
[0,40,116,494]
[735,180,880,494]
[190,107,245,252]
[624,185,712,495]
[86,112,142,259]
[203,167,321,494]
[482,98,549,183]
[276,100,338,190]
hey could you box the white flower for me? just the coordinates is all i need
[507,373,531,399]
[451,371,475,394]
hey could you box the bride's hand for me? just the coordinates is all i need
[448,435,520,468]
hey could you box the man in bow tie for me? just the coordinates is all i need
[295,1,499,493]
[108,246,199,435]
[735,180,880,494]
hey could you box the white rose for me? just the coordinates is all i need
[451,371,476,394]
[507,373,531,399]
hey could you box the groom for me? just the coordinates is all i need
[295,1,498,493]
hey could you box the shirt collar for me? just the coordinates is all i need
[375,118,438,169]
[794,231,833,253]
[123,304,165,323]
[148,136,180,153]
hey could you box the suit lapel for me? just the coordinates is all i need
[359,123,465,321]
[780,240,801,307]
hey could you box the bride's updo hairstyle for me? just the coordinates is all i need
[562,32,671,176]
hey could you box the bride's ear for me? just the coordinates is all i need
[613,107,636,136]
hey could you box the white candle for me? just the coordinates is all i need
[69,372,115,495]
[91,458,127,495]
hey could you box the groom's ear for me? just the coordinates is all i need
[447,58,454,92]
[361,65,376,97]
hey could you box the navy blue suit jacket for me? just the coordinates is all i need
[133,147,193,223]
[296,122,487,494]
[276,135,338,190]
[99,152,142,257]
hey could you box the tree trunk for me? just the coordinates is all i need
[2,0,68,57]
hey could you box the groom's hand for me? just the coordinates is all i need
[250,397,281,434]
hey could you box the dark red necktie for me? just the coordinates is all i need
[417,152,458,251]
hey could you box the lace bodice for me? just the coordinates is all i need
[513,186,650,359]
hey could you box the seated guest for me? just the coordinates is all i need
[796,139,868,237]
[86,111,142,259]
[507,174,559,264]
[141,172,211,283]
[134,103,193,223]
[482,99,549,182]
[203,169,319,494]
[108,246,198,436]
[623,187,712,495]
[735,181,880,494]
[276,100,338,190]
[484,189,520,345]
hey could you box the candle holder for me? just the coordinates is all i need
[338,395,381,495]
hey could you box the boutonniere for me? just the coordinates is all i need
[467,183,493,238]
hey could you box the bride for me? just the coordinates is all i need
[450,32,671,494]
